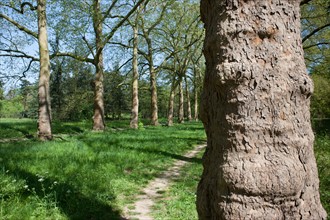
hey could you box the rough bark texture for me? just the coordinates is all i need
[130,22,139,129]
[92,0,105,131]
[37,0,52,140]
[178,79,184,124]
[197,0,327,219]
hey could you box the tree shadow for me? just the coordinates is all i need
[52,122,85,134]
[0,120,86,140]
[138,146,204,164]
[79,136,204,165]
[313,118,330,135]
[1,164,124,220]
[0,121,36,139]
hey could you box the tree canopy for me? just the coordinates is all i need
[0,0,329,128]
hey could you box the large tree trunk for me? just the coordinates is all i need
[167,77,176,126]
[130,21,139,129]
[197,1,327,219]
[185,75,192,121]
[193,65,199,121]
[37,0,52,140]
[150,64,159,126]
[92,0,105,131]
[178,79,184,124]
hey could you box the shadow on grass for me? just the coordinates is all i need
[2,164,124,220]
[51,123,85,135]
[0,119,88,140]
[313,118,330,135]
[0,121,36,139]
[80,136,204,165]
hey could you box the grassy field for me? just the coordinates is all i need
[0,118,329,219]
[0,118,206,219]
[152,150,203,220]
[151,120,330,220]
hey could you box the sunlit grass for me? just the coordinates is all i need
[151,134,330,220]
[1,118,328,219]
[0,118,206,219]
[152,151,203,220]
[315,134,330,216]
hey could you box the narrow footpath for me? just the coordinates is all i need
[123,144,206,220]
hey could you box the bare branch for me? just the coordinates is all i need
[147,0,170,35]
[0,13,38,38]
[21,59,35,78]
[100,0,119,24]
[101,0,146,54]
[82,35,95,58]
[50,52,94,64]
[303,42,330,50]
[0,2,37,14]
[300,0,313,6]
[0,49,39,61]
[302,23,330,43]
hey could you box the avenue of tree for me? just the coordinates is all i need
[0,0,329,137]
[0,0,329,218]
[0,0,205,139]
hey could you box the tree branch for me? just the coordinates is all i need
[21,59,36,78]
[101,0,146,55]
[302,23,330,43]
[0,2,37,14]
[100,0,119,24]
[0,13,38,38]
[303,42,330,50]
[82,35,95,58]
[0,49,39,61]
[50,52,94,64]
[300,0,313,6]
[147,0,170,35]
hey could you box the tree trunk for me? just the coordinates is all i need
[197,1,327,219]
[92,0,105,131]
[130,21,139,129]
[193,66,199,121]
[178,79,184,124]
[37,0,52,140]
[185,75,192,121]
[167,78,176,126]
[150,64,159,126]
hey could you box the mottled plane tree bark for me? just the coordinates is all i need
[91,0,105,131]
[139,0,172,126]
[177,79,184,123]
[129,3,143,129]
[197,0,327,219]
[167,73,176,126]
[0,1,52,140]
[37,0,52,140]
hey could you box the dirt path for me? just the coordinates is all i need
[123,144,205,220]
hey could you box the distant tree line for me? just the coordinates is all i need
[0,0,329,140]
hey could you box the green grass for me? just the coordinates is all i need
[1,118,329,219]
[152,151,203,220]
[315,134,330,217]
[151,134,330,220]
[0,118,206,219]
